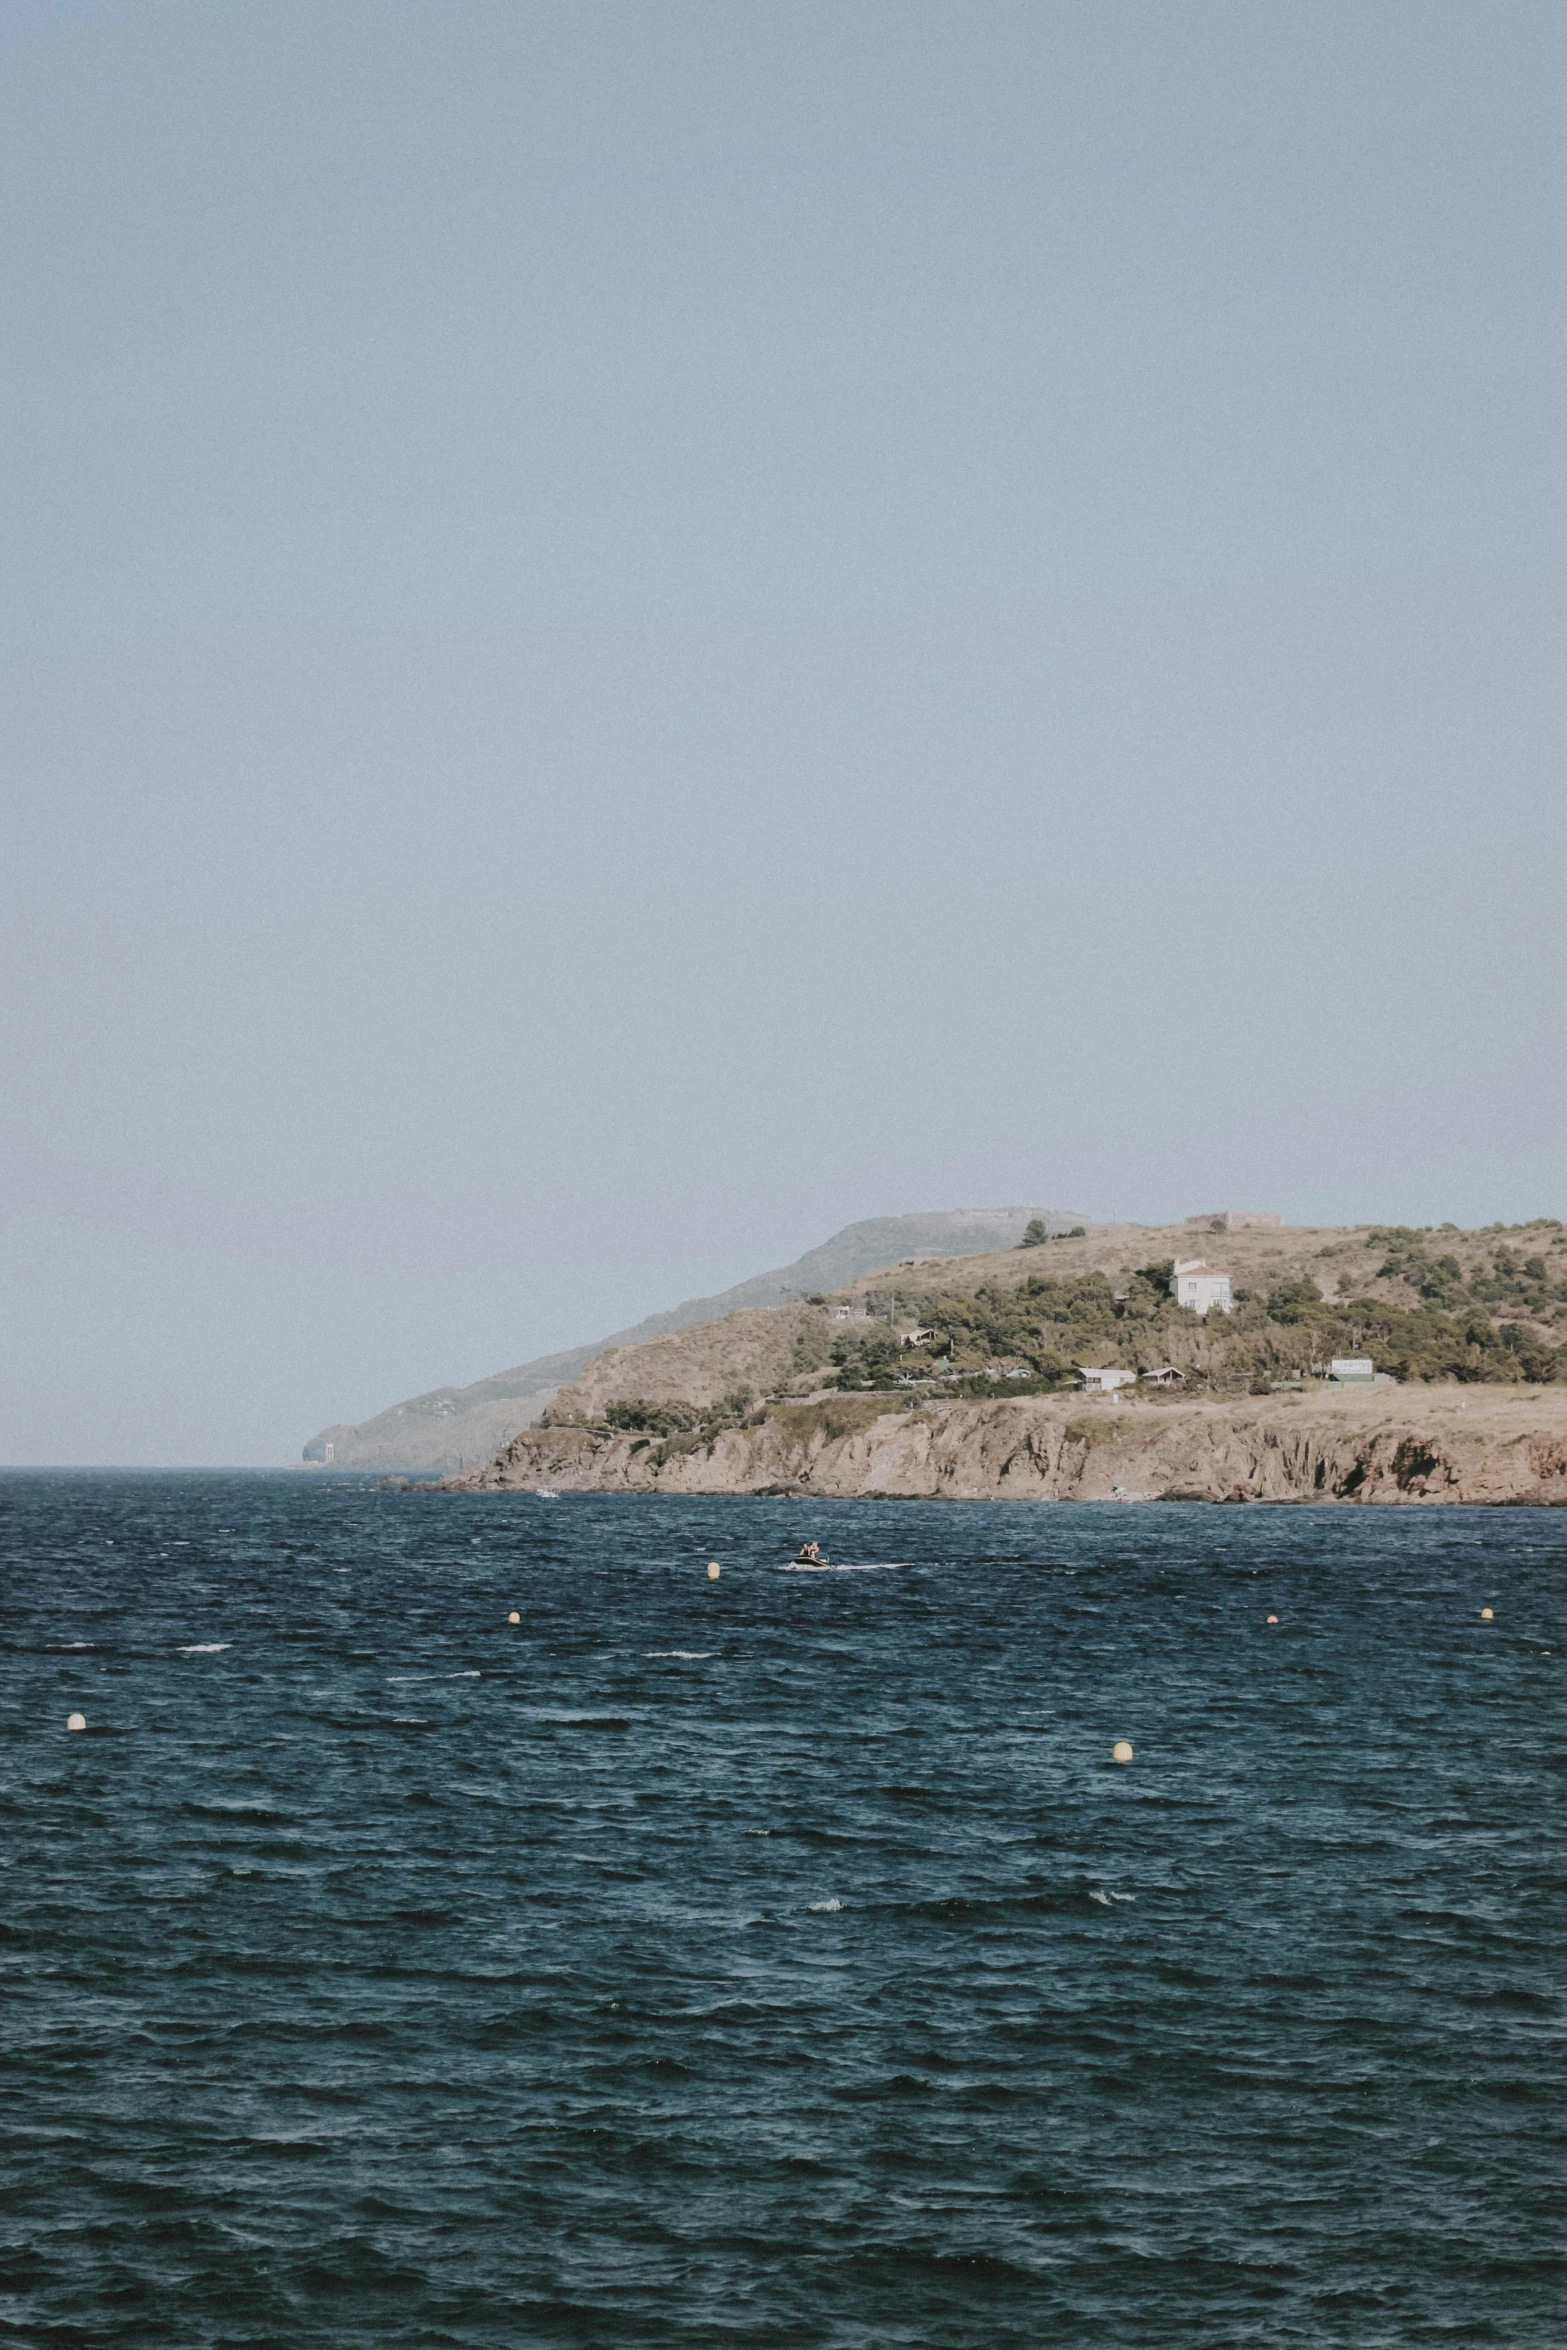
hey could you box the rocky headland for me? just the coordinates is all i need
[407,1212,1567,1504]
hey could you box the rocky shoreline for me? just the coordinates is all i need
[443,1385,1567,1506]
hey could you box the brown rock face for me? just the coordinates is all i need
[447,1387,1567,1506]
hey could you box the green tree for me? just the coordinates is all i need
[1265,1278,1323,1324]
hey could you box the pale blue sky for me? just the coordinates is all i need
[3,2,1564,1461]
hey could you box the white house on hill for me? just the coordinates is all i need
[1172,1259,1233,1315]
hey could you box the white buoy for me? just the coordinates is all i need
[1112,1740,1134,1764]
[507,1610,521,1625]
[67,1713,86,1732]
[1480,1607,1494,1621]
[707,1561,721,1581]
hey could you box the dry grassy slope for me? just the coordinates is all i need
[550,1306,815,1417]
[535,1218,1567,1430]
[842,1218,1567,1319]
[455,1384,1567,1506]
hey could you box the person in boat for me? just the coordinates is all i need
[795,1539,823,1563]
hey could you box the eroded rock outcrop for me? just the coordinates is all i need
[447,1387,1567,1505]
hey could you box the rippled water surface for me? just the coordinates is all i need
[4,1473,1566,2346]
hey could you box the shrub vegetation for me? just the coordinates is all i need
[823,1264,1566,1395]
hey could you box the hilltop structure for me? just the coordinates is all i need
[1188,1210,1283,1231]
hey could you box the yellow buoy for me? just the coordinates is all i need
[67,1713,86,1732]
[707,1562,721,1581]
[1480,1607,1494,1621]
[507,1611,521,1625]
[1112,1740,1134,1764]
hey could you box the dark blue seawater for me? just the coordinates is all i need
[4,1474,1566,2347]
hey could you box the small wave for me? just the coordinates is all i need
[1089,1889,1136,1906]
[183,1800,292,1821]
[385,1671,481,1683]
[646,1650,715,1659]
[177,1643,231,1654]
[533,1711,634,1727]
[780,1560,911,1574]
[808,1897,843,1912]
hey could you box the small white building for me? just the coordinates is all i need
[1329,1356,1375,1385]
[1172,1259,1233,1315]
[1077,1366,1138,1394]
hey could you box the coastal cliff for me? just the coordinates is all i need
[447,1386,1567,1506]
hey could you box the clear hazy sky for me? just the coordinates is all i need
[3,0,1564,1465]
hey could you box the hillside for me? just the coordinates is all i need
[442,1216,1567,1503]
[301,1204,1081,1472]
[529,1216,1567,1430]
[837,1216,1567,1326]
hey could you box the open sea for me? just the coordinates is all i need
[3,1471,1565,2347]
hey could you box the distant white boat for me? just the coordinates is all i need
[534,1486,559,1500]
